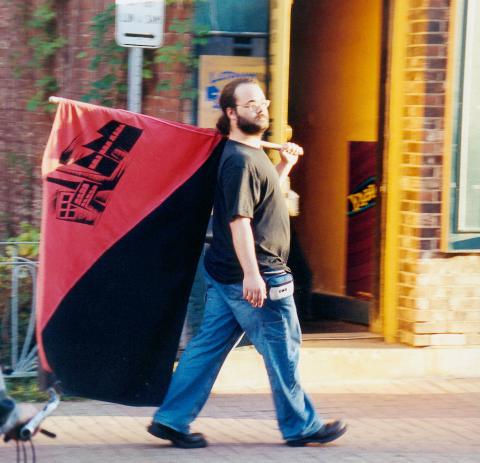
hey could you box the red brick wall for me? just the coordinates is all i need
[0,1,194,239]
[397,0,480,346]
[400,0,447,254]
[0,1,51,238]
[143,1,195,124]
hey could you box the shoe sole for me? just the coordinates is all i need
[286,424,347,447]
[147,425,208,449]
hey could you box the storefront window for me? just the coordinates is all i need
[195,0,268,34]
[446,0,480,250]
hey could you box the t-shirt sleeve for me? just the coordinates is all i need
[221,163,260,221]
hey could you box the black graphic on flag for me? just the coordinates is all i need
[47,121,142,225]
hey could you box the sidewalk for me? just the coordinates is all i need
[3,378,479,463]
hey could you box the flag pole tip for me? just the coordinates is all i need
[49,96,62,104]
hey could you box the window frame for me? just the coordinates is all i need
[442,0,480,251]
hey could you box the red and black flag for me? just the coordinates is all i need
[36,99,224,406]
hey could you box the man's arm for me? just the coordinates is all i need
[275,142,303,186]
[230,217,266,308]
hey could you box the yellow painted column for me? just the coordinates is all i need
[268,0,293,163]
[379,0,408,342]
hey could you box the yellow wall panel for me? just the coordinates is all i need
[289,0,382,294]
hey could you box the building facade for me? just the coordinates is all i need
[1,0,479,347]
[280,0,480,347]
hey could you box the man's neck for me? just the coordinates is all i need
[228,129,262,149]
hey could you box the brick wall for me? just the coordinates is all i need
[143,1,195,124]
[397,0,480,346]
[0,0,194,239]
[0,1,49,238]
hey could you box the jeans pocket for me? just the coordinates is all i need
[263,319,288,341]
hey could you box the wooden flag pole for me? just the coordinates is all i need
[260,140,283,151]
[48,96,66,104]
[48,98,296,157]
[260,140,304,156]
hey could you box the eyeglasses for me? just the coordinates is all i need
[236,100,271,112]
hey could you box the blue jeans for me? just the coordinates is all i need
[153,269,323,440]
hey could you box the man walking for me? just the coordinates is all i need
[148,78,347,448]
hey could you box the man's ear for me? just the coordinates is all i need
[226,107,237,122]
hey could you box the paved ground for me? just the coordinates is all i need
[2,378,480,463]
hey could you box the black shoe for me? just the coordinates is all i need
[147,421,208,449]
[286,420,347,447]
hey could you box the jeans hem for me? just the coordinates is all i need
[283,421,324,441]
[152,415,188,434]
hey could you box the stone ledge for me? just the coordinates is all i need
[211,341,480,393]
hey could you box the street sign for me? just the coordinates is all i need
[115,0,166,48]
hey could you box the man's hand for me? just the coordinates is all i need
[243,271,267,308]
[276,142,303,185]
[230,217,267,308]
[279,142,303,166]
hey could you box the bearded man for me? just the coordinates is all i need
[148,78,347,448]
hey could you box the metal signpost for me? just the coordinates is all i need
[115,0,166,113]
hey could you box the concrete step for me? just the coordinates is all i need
[211,337,480,393]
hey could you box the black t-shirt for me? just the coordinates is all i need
[204,139,290,283]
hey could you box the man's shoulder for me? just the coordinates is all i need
[223,139,260,157]
[221,141,257,170]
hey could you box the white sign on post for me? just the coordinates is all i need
[115,0,166,49]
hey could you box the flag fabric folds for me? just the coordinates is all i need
[36,99,224,406]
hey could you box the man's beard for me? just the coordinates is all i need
[237,113,269,135]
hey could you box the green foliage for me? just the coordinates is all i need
[21,1,209,112]
[153,16,209,99]
[26,0,67,113]
[165,0,209,6]
[180,77,199,100]
[157,79,173,92]
[5,378,49,402]
[6,223,40,259]
[0,224,40,368]
[27,76,60,112]
[5,377,84,403]
[79,1,210,105]
[80,4,127,107]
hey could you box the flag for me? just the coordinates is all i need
[36,99,224,406]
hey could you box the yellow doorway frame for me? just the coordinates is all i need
[268,0,293,147]
[378,0,408,342]
[268,0,408,342]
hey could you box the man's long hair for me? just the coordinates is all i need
[216,77,259,136]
